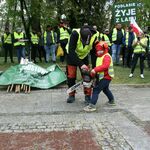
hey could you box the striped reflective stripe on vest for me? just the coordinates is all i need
[133,38,147,53]
[4,33,12,44]
[67,28,96,59]
[59,27,70,40]
[103,34,111,46]
[44,31,55,44]
[31,33,38,44]
[14,32,25,46]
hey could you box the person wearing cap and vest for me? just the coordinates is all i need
[66,25,97,103]
[1,27,14,63]
[124,26,136,68]
[100,29,111,55]
[44,25,57,63]
[129,33,148,79]
[13,28,25,63]
[93,25,100,41]
[111,23,125,65]
[30,30,39,63]
[57,21,71,63]
[84,41,115,112]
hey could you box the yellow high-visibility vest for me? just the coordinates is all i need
[59,27,70,40]
[112,28,124,42]
[3,33,12,44]
[125,32,136,46]
[148,35,150,51]
[100,33,111,46]
[14,32,25,46]
[66,29,96,59]
[95,31,100,40]
[44,31,55,45]
[133,37,147,53]
[31,33,38,44]
[96,53,114,80]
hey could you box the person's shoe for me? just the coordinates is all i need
[84,95,91,105]
[83,104,96,112]
[67,96,75,103]
[140,74,144,79]
[107,100,116,106]
[129,73,133,78]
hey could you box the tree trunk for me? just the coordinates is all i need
[30,0,41,32]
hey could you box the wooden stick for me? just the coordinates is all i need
[7,85,10,92]
[15,85,17,93]
[28,86,31,94]
[18,85,20,93]
[21,84,24,90]
[10,84,14,92]
[23,85,26,91]
[25,85,27,94]
[15,85,19,93]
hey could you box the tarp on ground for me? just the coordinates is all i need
[0,63,67,89]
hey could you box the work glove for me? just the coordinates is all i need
[90,69,96,78]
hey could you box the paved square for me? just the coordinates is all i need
[0,85,150,150]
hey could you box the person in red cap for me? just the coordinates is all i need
[84,41,115,112]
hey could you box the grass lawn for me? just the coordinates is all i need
[0,57,150,84]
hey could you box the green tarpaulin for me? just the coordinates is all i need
[0,63,67,89]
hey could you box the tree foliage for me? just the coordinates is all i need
[1,0,149,35]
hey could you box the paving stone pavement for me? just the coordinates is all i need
[0,85,150,150]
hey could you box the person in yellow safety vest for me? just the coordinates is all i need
[44,25,57,63]
[30,30,39,63]
[13,28,25,63]
[100,29,112,55]
[57,21,71,63]
[66,25,97,103]
[111,23,125,65]
[1,27,14,63]
[129,33,148,79]
[93,25,100,41]
[83,41,115,112]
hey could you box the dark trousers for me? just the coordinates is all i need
[31,44,38,63]
[131,53,145,74]
[38,45,46,62]
[60,39,68,62]
[126,46,133,68]
[90,79,114,105]
[121,45,126,66]
[3,44,13,62]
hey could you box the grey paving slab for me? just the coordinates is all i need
[0,85,150,150]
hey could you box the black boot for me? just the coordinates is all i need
[67,95,75,103]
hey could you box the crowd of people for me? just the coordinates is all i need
[1,21,71,64]
[1,22,150,72]
[1,21,150,112]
